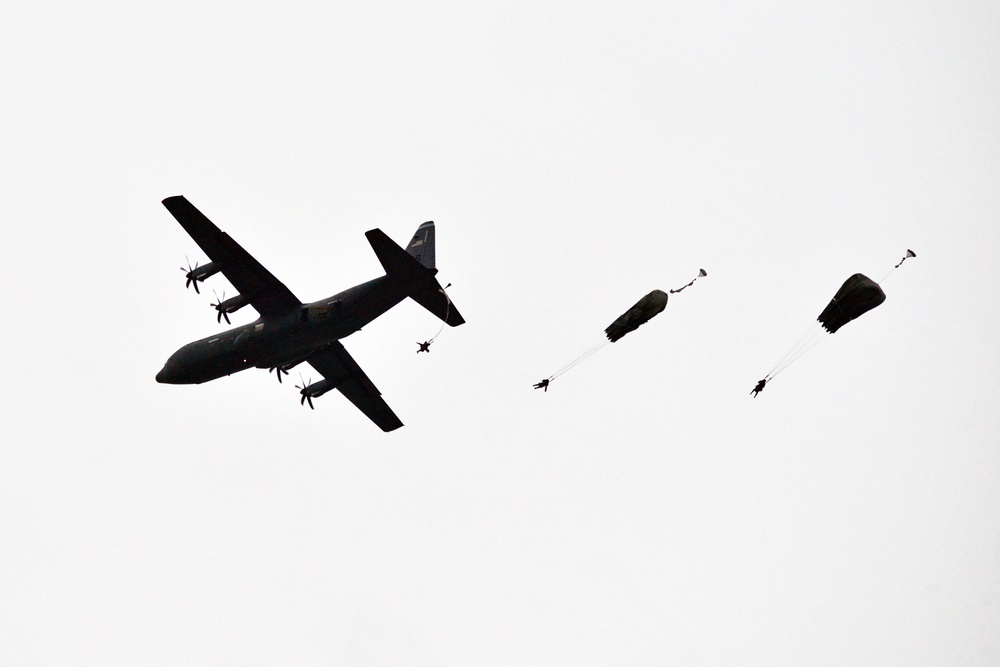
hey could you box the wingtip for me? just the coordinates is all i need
[161,195,187,208]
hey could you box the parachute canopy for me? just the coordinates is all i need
[817,273,886,334]
[605,289,668,342]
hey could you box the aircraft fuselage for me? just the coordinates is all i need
[156,275,409,384]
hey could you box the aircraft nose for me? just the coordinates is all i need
[156,362,177,384]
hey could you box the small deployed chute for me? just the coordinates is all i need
[753,252,914,396]
[534,269,706,391]
[669,268,708,294]
[894,249,916,269]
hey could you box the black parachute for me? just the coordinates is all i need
[604,269,705,342]
[605,289,669,342]
[535,270,706,390]
[817,273,886,334]
[753,251,914,396]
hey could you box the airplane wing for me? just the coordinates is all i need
[162,196,301,320]
[306,342,404,432]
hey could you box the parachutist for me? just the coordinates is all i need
[416,341,432,353]
[751,378,767,397]
[533,379,550,392]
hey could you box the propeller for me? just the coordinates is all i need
[295,374,315,410]
[269,366,289,383]
[181,256,202,293]
[211,290,230,324]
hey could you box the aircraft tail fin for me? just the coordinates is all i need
[405,221,435,269]
[365,223,465,327]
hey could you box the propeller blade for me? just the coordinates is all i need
[181,257,203,293]
[211,290,231,325]
[296,374,314,408]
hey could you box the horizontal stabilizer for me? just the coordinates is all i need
[411,284,465,327]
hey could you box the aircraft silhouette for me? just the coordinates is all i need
[155,196,464,431]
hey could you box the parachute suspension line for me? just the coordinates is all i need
[550,336,610,381]
[669,268,708,294]
[425,284,452,345]
[768,323,830,378]
[879,249,917,283]
[766,321,828,380]
[768,322,818,377]
[543,332,610,382]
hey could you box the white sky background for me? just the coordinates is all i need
[2,1,999,664]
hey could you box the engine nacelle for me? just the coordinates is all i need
[211,292,252,324]
[217,293,251,315]
[185,261,221,285]
[301,378,338,399]
[298,377,341,409]
[275,356,309,373]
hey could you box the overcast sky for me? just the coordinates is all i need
[3,1,999,664]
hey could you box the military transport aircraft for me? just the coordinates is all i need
[155,196,464,431]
